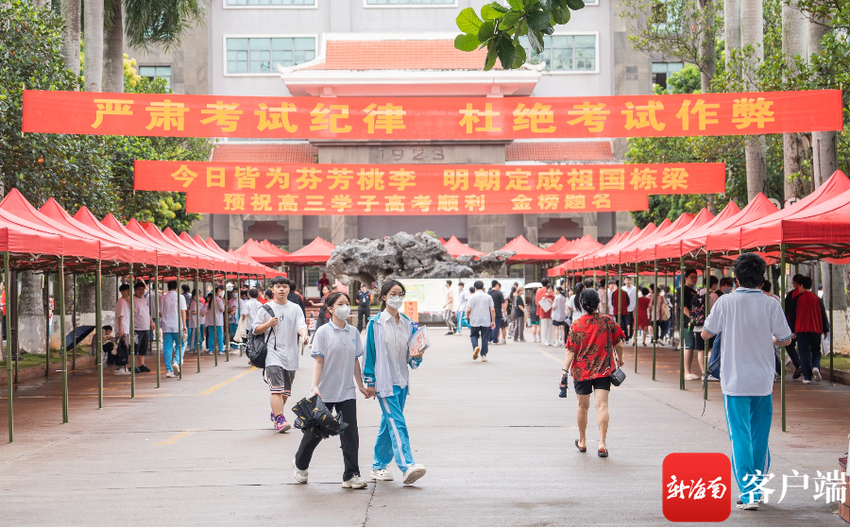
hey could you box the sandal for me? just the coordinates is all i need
[598,448,609,458]
[575,439,587,453]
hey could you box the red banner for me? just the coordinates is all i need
[23,90,842,140]
[134,161,726,215]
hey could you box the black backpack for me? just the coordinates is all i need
[689,293,707,329]
[247,305,276,369]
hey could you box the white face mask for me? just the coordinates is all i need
[386,296,404,310]
[721,286,732,294]
[334,304,351,321]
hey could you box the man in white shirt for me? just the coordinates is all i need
[112,284,132,375]
[465,280,495,363]
[443,280,456,335]
[702,253,792,510]
[456,281,469,336]
[133,281,155,374]
[159,280,187,378]
[253,277,309,434]
[243,288,262,331]
[622,276,637,342]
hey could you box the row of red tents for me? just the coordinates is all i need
[443,234,603,264]
[233,236,337,267]
[0,189,284,278]
[549,170,850,276]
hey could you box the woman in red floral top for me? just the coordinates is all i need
[560,288,625,458]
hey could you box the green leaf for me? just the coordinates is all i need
[565,0,585,10]
[482,3,508,20]
[499,11,523,29]
[527,9,552,32]
[456,7,483,33]
[552,6,571,24]
[484,41,499,71]
[454,33,481,52]
[528,29,545,54]
[507,0,523,10]
[497,34,516,69]
[478,20,496,42]
[512,43,527,68]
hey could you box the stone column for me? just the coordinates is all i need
[228,214,244,250]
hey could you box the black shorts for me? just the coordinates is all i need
[134,330,149,356]
[266,366,296,396]
[553,320,568,327]
[573,376,611,395]
[500,318,508,328]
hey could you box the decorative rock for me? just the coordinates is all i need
[326,232,515,286]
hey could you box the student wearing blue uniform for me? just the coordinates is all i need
[363,279,427,486]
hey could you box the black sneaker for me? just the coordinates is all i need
[792,367,802,380]
[138,365,151,373]
[134,367,141,373]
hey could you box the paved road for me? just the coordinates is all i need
[1,331,848,526]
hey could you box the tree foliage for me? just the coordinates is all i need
[453,0,586,70]
[0,0,210,232]
[113,0,207,53]
[653,64,702,94]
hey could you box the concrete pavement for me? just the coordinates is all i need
[1,332,848,526]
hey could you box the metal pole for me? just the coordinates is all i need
[154,267,160,388]
[45,272,50,379]
[5,252,13,442]
[214,274,219,367]
[58,259,67,423]
[224,273,230,363]
[196,270,201,373]
[237,273,242,357]
[634,262,639,374]
[704,252,711,401]
[679,256,685,391]
[653,260,658,381]
[129,267,135,399]
[95,262,103,409]
[829,263,834,383]
[72,273,76,371]
[177,269,183,380]
[779,244,786,432]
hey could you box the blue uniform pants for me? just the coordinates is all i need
[470,326,490,356]
[373,385,416,474]
[723,394,772,504]
[207,325,224,352]
[162,332,184,371]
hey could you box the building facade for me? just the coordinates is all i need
[126,0,653,256]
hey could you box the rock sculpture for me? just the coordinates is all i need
[326,232,515,286]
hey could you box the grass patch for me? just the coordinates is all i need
[0,346,93,370]
[825,354,850,371]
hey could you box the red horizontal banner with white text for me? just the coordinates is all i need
[23,90,842,140]
[134,161,726,215]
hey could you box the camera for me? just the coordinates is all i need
[559,375,568,398]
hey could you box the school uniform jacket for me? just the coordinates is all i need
[363,310,423,399]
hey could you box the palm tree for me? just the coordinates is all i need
[782,0,807,203]
[740,0,767,201]
[84,0,104,92]
[61,0,81,80]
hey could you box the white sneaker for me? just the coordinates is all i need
[482,356,489,363]
[172,362,180,375]
[114,368,129,376]
[370,468,394,481]
[812,367,822,382]
[802,379,812,384]
[402,464,426,485]
[293,458,308,484]
[341,475,368,489]
[166,371,174,378]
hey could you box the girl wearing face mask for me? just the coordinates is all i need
[362,279,427,486]
[293,291,370,489]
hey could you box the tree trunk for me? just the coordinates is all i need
[741,0,767,201]
[18,272,46,355]
[61,0,81,81]
[724,0,741,68]
[699,0,716,93]
[83,0,104,93]
[102,0,124,93]
[782,0,807,203]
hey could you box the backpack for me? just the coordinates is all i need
[246,304,276,370]
[689,293,707,328]
[660,297,671,321]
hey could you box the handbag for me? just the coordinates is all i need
[606,316,626,386]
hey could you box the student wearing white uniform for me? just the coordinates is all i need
[159,280,187,378]
[362,280,427,486]
[293,291,369,489]
[243,288,262,332]
[188,290,206,352]
[113,284,132,375]
[253,277,309,434]
[132,281,155,374]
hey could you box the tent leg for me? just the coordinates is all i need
[237,273,242,358]
[58,258,67,423]
[214,274,219,367]
[129,267,135,400]
[225,273,230,363]
[72,274,76,371]
[829,263,834,383]
[154,267,161,388]
[177,269,183,381]
[45,273,50,379]
[634,262,638,374]
[704,252,711,402]
[96,262,103,409]
[679,256,685,391]
[5,252,13,442]
[780,244,786,432]
[196,270,201,374]
[653,260,658,381]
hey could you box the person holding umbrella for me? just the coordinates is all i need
[293,291,370,489]
[362,279,427,486]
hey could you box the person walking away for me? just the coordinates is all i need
[510,287,527,342]
[159,280,187,378]
[637,287,651,346]
[253,277,309,433]
[487,281,506,345]
[680,269,700,380]
[113,284,132,375]
[568,282,586,332]
[132,281,155,373]
[189,290,207,352]
[466,280,496,362]
[609,280,628,337]
[356,284,372,332]
[537,280,555,346]
[622,276,637,342]
[228,289,240,349]
[791,276,830,383]
[692,276,720,379]
[560,288,625,458]
[443,280,456,335]
[648,284,665,344]
[783,274,806,380]
[313,284,332,332]
[205,286,226,355]
[317,272,330,293]
[456,282,469,336]
[362,279,427,485]
[552,287,568,347]
[293,291,370,489]
[528,289,540,342]
[701,253,792,510]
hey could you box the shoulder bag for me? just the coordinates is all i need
[606,315,626,386]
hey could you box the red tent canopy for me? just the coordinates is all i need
[499,235,556,263]
[234,238,287,265]
[0,206,66,257]
[259,239,289,257]
[621,208,714,265]
[630,213,694,263]
[552,235,602,260]
[285,237,336,265]
[546,236,573,254]
[566,231,627,271]
[649,201,742,262]
[443,235,486,258]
